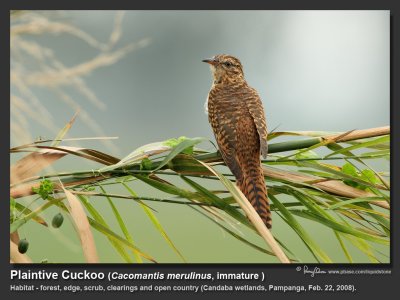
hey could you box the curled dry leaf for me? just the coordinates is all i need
[62,187,99,263]
[10,151,65,185]
[10,144,119,198]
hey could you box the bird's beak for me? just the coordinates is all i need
[202,58,218,65]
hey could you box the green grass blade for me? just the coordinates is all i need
[50,198,158,263]
[291,210,388,245]
[329,197,388,210]
[122,183,186,262]
[356,202,390,235]
[284,186,388,242]
[298,161,387,190]
[335,232,353,263]
[77,195,133,263]
[325,135,390,158]
[10,197,63,233]
[191,206,276,256]
[153,137,204,171]
[134,174,196,198]
[98,185,143,263]
[11,198,48,227]
[87,218,157,263]
[180,176,250,227]
[51,111,78,147]
[269,194,332,262]
[336,214,382,262]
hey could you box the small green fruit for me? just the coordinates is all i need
[18,239,29,254]
[52,213,64,228]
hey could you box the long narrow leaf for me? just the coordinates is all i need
[51,111,78,147]
[269,194,332,263]
[197,161,291,263]
[122,183,186,262]
[325,135,390,158]
[62,187,99,263]
[153,137,204,171]
[77,194,133,263]
[98,185,143,263]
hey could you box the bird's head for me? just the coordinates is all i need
[202,54,244,84]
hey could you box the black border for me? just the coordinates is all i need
[4,1,400,299]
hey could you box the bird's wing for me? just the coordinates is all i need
[246,88,268,158]
[208,98,243,180]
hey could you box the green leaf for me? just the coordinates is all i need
[295,150,319,159]
[134,174,201,199]
[140,158,153,170]
[191,206,276,257]
[168,155,211,175]
[51,112,78,147]
[154,137,204,171]
[342,162,360,188]
[280,186,389,245]
[300,161,385,190]
[98,185,143,263]
[87,218,157,263]
[50,198,157,263]
[329,197,385,210]
[10,197,63,233]
[291,210,388,245]
[361,169,379,184]
[324,135,390,158]
[32,179,54,200]
[10,197,17,224]
[180,176,250,227]
[12,202,48,227]
[335,232,353,263]
[76,194,133,263]
[269,194,332,263]
[122,183,186,262]
[342,162,358,177]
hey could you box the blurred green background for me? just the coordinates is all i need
[10,10,390,263]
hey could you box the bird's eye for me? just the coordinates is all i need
[224,62,232,67]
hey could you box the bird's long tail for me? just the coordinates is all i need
[237,165,272,229]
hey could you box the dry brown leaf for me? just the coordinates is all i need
[10,182,42,199]
[10,144,119,189]
[263,166,389,209]
[62,187,99,263]
[10,232,20,244]
[328,126,390,142]
[10,151,65,185]
[10,146,87,186]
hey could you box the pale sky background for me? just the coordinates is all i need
[14,10,389,153]
[11,10,390,263]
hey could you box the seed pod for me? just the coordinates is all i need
[52,213,64,228]
[18,239,29,254]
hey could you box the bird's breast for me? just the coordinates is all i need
[207,86,250,120]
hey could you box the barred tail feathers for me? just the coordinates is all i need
[237,166,271,229]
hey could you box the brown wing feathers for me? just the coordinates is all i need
[207,84,271,228]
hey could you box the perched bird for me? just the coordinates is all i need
[203,54,271,228]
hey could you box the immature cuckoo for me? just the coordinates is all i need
[203,54,271,228]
